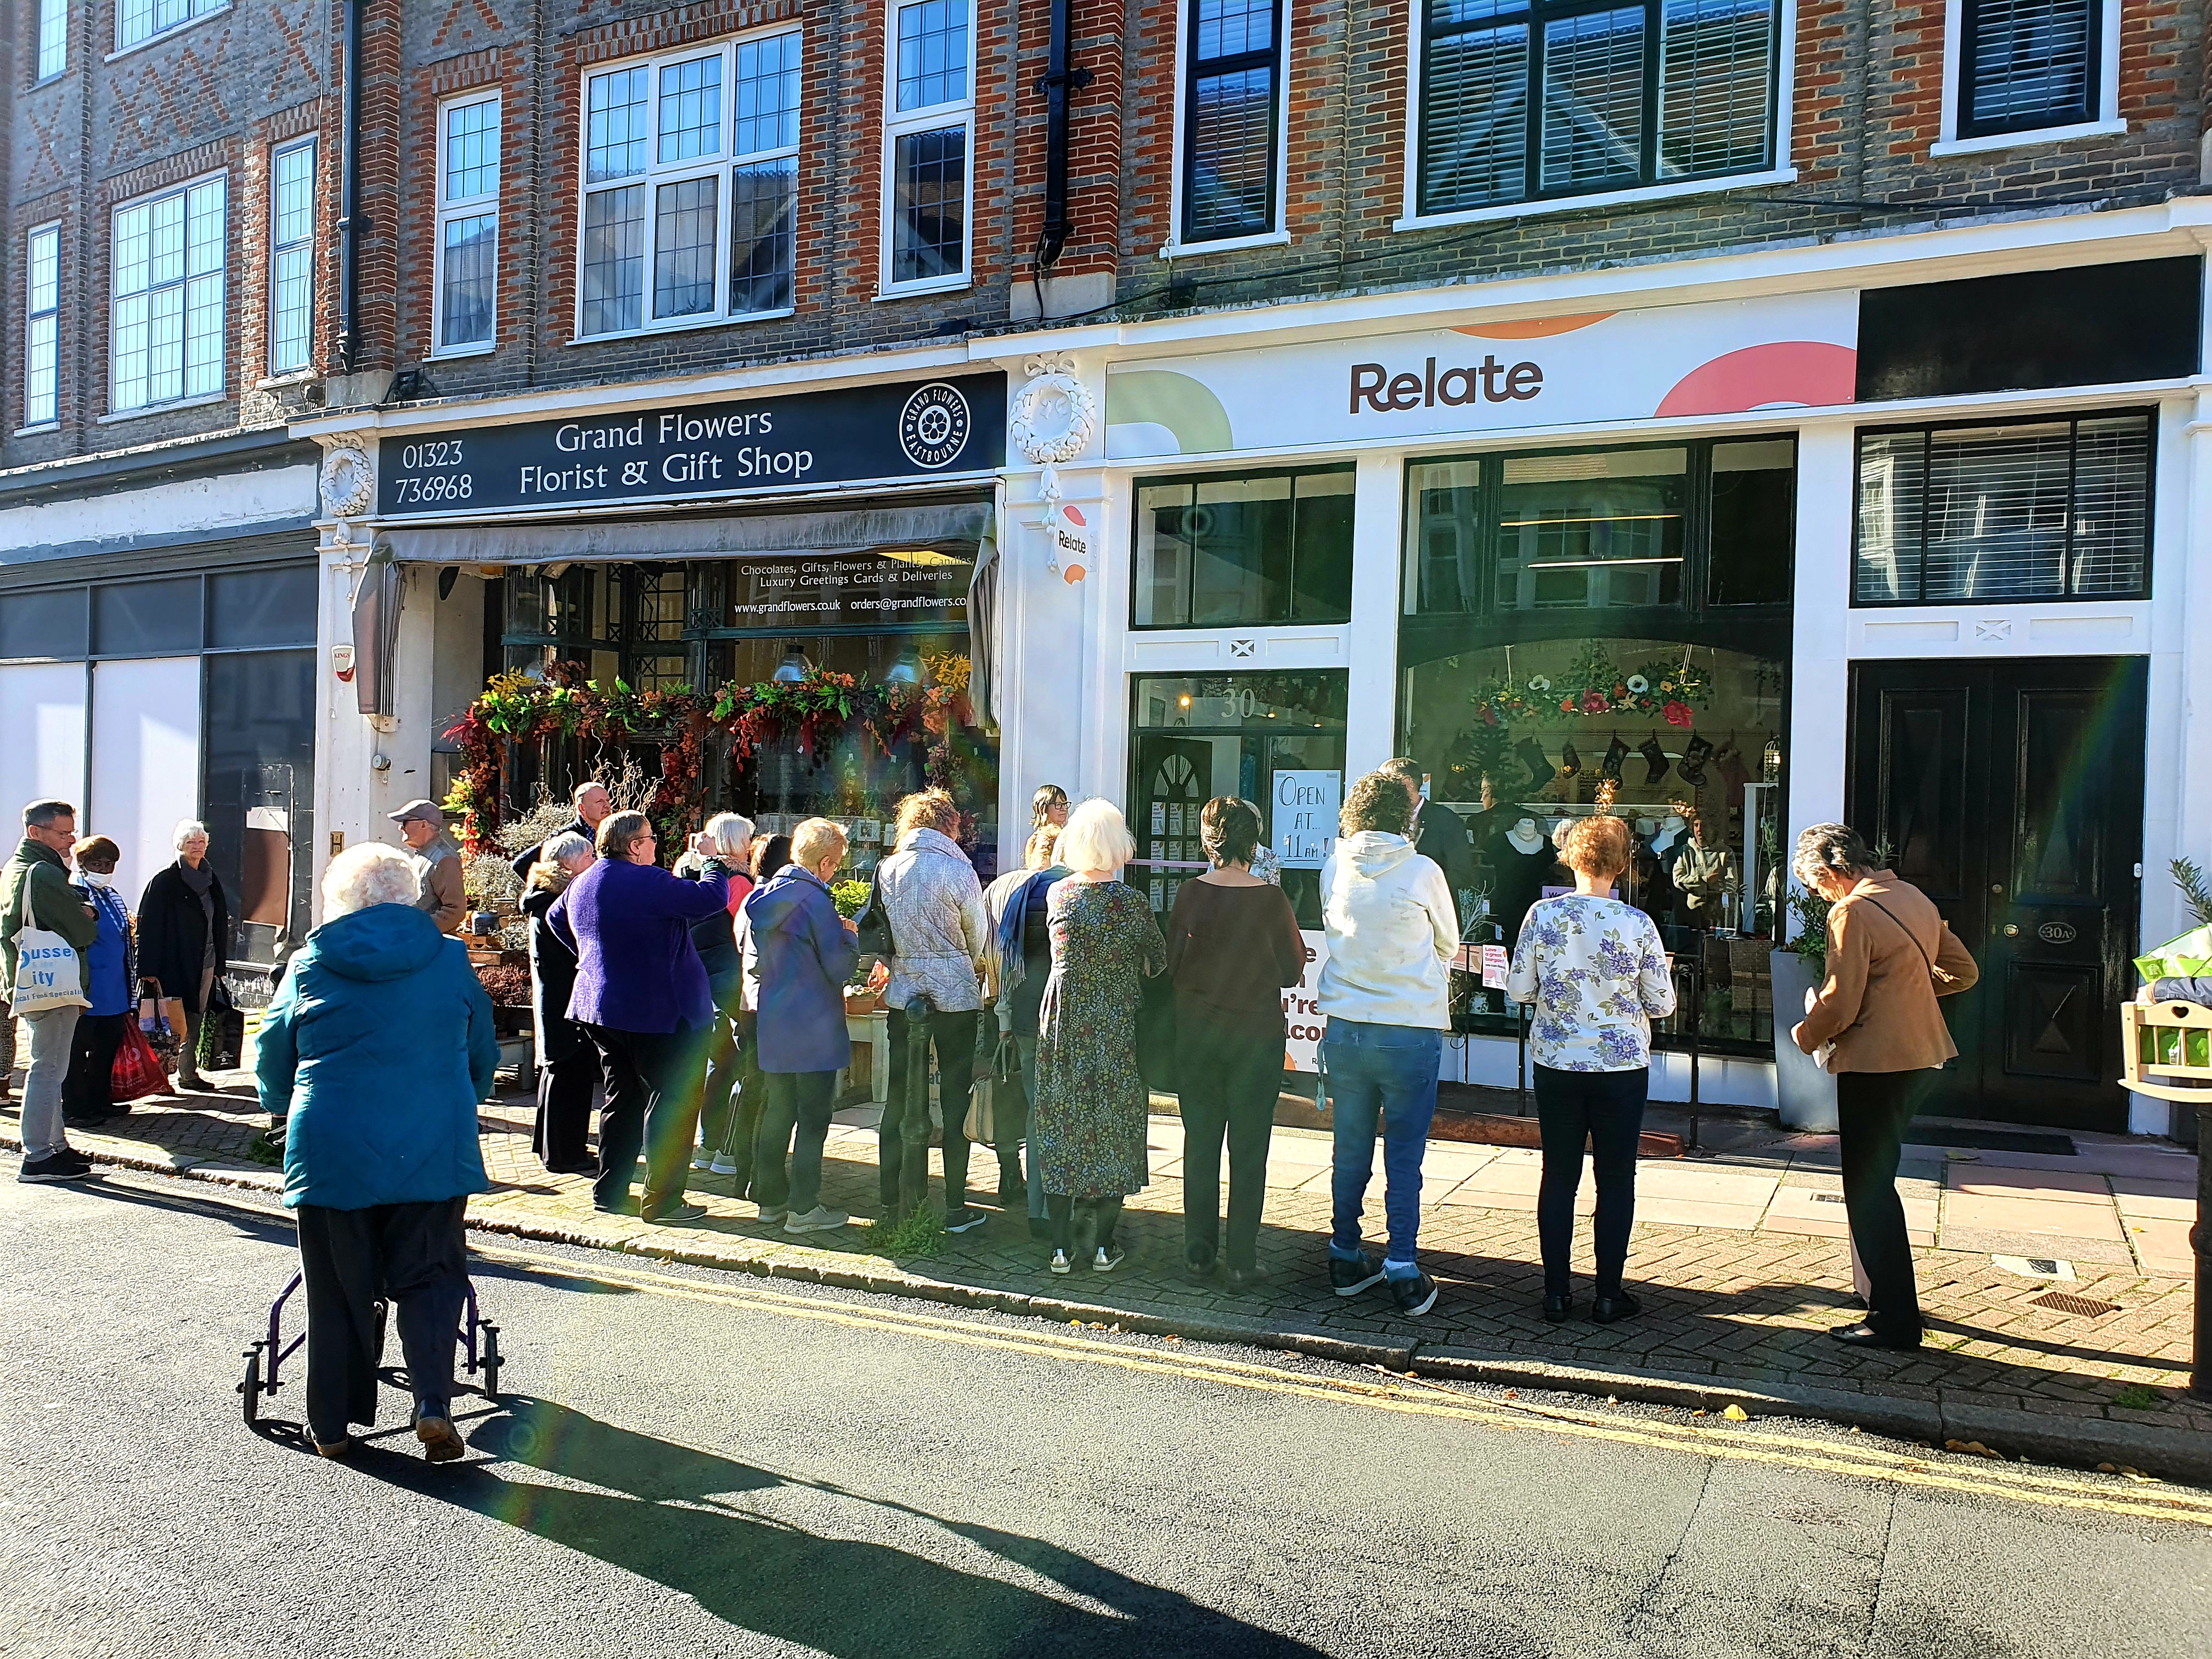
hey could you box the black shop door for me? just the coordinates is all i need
[1846,657,2146,1132]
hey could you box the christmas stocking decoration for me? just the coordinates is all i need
[1516,738,1556,792]
[1678,733,1716,787]
[1639,733,1671,786]
[1599,736,1628,784]
[1557,740,1583,780]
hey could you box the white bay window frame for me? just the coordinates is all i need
[878,0,976,298]
[572,28,802,343]
[434,93,501,356]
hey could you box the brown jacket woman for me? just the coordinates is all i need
[1795,870,1979,1072]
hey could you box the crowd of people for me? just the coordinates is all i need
[1,774,1980,1457]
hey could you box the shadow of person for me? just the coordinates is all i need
[347,1396,1325,1658]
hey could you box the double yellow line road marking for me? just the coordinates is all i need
[473,1242,2212,1530]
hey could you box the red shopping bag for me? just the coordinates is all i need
[111,1019,176,1103]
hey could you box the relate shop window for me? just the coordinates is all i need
[1853,413,2150,605]
[1133,466,1354,628]
[436,97,500,352]
[1959,0,2100,139]
[884,0,973,287]
[24,223,60,428]
[1416,0,1779,215]
[578,31,800,338]
[1182,0,1283,243]
[111,176,225,413]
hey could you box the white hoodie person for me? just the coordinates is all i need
[1317,829,1458,1030]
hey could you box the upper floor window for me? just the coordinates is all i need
[116,0,223,53]
[577,30,800,340]
[268,139,316,374]
[1415,0,1779,216]
[1853,413,2151,605]
[1133,465,1355,628]
[883,0,973,291]
[1956,0,2102,139]
[36,0,67,79]
[24,224,60,428]
[111,175,225,413]
[436,95,500,352]
[1181,0,1283,244]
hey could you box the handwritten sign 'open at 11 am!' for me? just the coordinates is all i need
[1273,770,1341,870]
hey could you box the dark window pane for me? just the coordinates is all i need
[202,648,315,965]
[1132,466,1352,627]
[1854,431,1925,602]
[1133,482,1195,627]
[1539,8,1646,192]
[1406,459,1487,614]
[1706,439,1793,605]
[93,577,200,656]
[581,184,646,335]
[891,127,967,283]
[208,567,318,648]
[1186,66,1275,239]
[1963,0,2095,136]
[0,588,88,660]
[1658,0,1775,177]
[1494,448,1685,611]
[1420,12,1529,213]
[1189,474,1293,624]
[730,160,797,314]
[1290,471,1356,619]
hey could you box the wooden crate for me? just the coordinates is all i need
[2118,998,2212,1102]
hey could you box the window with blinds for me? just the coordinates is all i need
[1183,0,1283,242]
[1959,0,2099,139]
[1417,0,1777,215]
[1852,413,2151,605]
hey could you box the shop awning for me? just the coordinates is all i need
[370,500,991,568]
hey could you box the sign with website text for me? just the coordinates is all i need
[376,374,1005,516]
[1273,770,1341,870]
[1104,291,1858,459]
[725,550,970,629]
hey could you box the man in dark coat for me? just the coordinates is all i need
[509,781,613,884]
[1380,757,1476,905]
[137,819,230,1091]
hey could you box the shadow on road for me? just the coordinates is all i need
[343,1395,1328,1657]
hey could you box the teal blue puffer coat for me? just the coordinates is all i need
[257,902,499,1211]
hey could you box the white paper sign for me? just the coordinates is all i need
[1283,929,1328,1074]
[1481,945,1510,989]
[1273,770,1341,870]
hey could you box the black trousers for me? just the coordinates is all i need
[1174,1011,1282,1272]
[753,1070,837,1214]
[295,1197,469,1442]
[881,1002,979,1215]
[1837,1069,1925,1340]
[1533,1064,1649,1299]
[61,1012,127,1121]
[532,1018,596,1172]
[702,1011,766,1195]
[585,1021,711,1217]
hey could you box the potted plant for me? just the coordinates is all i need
[833,878,882,1014]
[1770,879,1838,1132]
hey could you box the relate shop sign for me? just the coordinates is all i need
[376,373,1006,516]
[1103,291,1859,459]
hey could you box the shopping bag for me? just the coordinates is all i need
[964,1074,998,1145]
[8,924,87,1014]
[111,1020,175,1103]
[138,980,179,1056]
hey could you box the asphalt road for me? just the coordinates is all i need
[0,1169,2205,1659]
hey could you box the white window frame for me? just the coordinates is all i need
[267,137,317,376]
[110,0,225,59]
[36,0,68,81]
[570,27,803,344]
[433,93,501,358]
[1156,0,1294,259]
[1931,0,2124,157]
[108,168,227,416]
[1394,0,1799,232]
[22,221,61,432]
[878,0,977,298]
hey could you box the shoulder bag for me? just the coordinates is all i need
[5,867,88,1015]
[853,862,899,962]
[1859,894,1959,987]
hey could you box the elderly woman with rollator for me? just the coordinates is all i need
[1791,823,1978,1351]
[256,843,498,1462]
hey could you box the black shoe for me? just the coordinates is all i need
[17,1154,88,1183]
[1543,1293,1574,1323]
[1184,1249,1216,1282]
[996,1178,1027,1210]
[1830,1321,1921,1350]
[1330,1250,1386,1297]
[1028,1216,1054,1240]
[592,1197,641,1217]
[1223,1263,1272,1292]
[1590,1291,1640,1324]
[1388,1269,1440,1317]
[944,1206,989,1235]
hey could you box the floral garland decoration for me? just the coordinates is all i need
[1468,647,1711,730]
[442,662,963,855]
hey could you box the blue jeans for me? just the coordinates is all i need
[1323,1020,1442,1274]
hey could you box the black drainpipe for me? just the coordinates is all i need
[1034,0,1092,275]
[335,0,363,373]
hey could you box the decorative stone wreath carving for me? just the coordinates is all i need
[319,444,375,520]
[1013,355,1096,578]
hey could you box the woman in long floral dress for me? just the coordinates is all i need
[1030,799,1167,1276]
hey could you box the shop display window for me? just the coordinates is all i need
[1133,465,1354,628]
[1128,670,1347,926]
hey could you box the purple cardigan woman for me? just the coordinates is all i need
[740,818,859,1234]
[548,810,730,1223]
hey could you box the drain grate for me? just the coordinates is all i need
[1811,1192,1847,1203]
[2030,1290,2121,1318]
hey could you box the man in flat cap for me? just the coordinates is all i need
[390,800,466,936]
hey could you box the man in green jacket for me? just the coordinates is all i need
[2,800,97,1182]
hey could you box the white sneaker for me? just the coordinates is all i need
[785,1205,848,1234]
[709,1153,740,1175]
[754,1204,788,1226]
[1049,1250,1071,1276]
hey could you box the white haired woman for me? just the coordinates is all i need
[1029,799,1166,1274]
[137,818,231,1089]
[522,831,596,1175]
[255,843,499,1462]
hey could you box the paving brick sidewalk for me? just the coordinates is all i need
[10,1073,2205,1463]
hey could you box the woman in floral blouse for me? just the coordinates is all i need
[1505,815,1676,1327]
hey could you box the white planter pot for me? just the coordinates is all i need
[1769,949,1838,1132]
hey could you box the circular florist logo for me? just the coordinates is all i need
[899,382,972,470]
